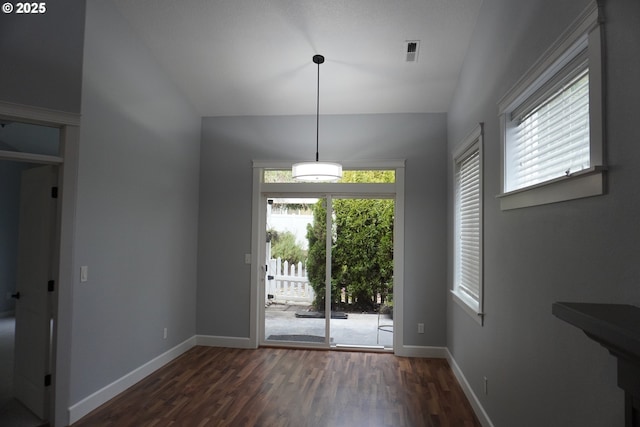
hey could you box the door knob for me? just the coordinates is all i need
[11,292,20,300]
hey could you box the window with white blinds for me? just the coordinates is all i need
[452,125,483,323]
[505,65,590,192]
[498,0,604,210]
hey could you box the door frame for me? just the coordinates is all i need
[0,100,80,427]
[251,161,405,353]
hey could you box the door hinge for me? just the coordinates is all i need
[44,374,52,387]
[51,187,58,199]
[48,280,55,292]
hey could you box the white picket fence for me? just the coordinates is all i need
[266,258,315,304]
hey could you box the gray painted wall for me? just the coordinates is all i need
[447,0,640,425]
[0,0,85,113]
[198,113,448,346]
[69,0,201,403]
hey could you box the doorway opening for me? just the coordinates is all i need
[263,196,394,349]
[253,164,404,352]
[0,120,62,427]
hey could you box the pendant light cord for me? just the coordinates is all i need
[315,58,320,162]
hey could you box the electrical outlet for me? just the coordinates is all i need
[417,323,424,334]
[484,376,488,395]
[80,266,88,282]
[163,328,167,339]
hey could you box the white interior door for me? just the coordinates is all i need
[13,165,57,420]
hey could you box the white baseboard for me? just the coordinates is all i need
[196,334,256,349]
[67,336,196,425]
[395,345,448,358]
[446,348,494,427]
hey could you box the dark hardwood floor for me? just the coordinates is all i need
[71,346,481,427]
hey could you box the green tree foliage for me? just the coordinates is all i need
[305,201,331,309]
[267,229,306,265]
[339,170,395,183]
[333,198,394,311]
[306,171,394,311]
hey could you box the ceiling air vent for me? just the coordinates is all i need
[405,40,420,62]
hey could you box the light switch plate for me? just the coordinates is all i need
[244,254,251,264]
[80,266,88,282]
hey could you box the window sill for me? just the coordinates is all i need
[451,290,483,326]
[498,166,605,210]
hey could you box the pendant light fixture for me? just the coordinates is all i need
[292,54,343,182]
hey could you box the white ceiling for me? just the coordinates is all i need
[112,0,483,117]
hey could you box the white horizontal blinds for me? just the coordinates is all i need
[510,66,590,191]
[510,48,588,122]
[456,147,480,301]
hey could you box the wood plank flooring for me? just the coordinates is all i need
[71,346,481,427]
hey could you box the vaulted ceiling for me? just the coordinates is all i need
[112,0,483,117]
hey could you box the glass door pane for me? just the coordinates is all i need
[330,198,394,349]
[262,195,394,350]
[264,197,329,345]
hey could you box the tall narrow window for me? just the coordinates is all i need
[452,124,483,324]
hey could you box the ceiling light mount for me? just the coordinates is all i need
[292,54,343,182]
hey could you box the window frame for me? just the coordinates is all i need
[252,160,407,351]
[451,123,484,325]
[497,0,605,210]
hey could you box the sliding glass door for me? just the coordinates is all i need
[264,197,328,345]
[330,197,394,349]
[262,194,394,350]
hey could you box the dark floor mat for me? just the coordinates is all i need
[294,311,348,319]
[267,335,331,342]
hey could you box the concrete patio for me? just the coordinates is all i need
[264,303,394,348]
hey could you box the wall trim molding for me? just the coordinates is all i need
[0,100,81,127]
[446,348,495,427]
[67,336,196,425]
[196,335,256,349]
[0,150,64,165]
